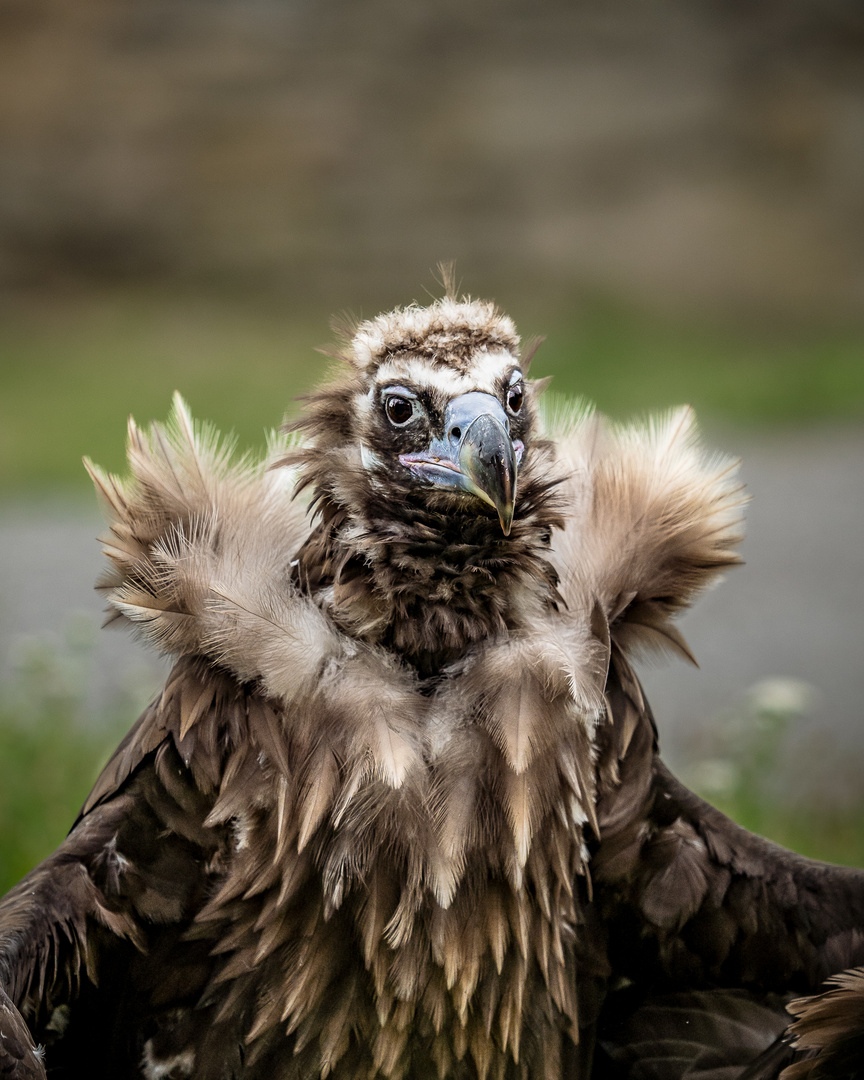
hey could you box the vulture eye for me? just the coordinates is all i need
[507,383,524,415]
[385,396,416,427]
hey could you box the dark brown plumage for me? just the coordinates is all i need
[0,290,862,1079]
[785,970,864,1078]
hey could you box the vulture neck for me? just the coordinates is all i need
[293,476,564,677]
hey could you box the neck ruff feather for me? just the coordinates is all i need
[82,390,744,1078]
[86,392,743,685]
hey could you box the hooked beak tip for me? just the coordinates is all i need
[459,413,518,536]
[401,393,520,534]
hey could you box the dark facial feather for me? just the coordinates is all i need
[277,299,566,673]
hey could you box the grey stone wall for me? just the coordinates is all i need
[2,0,863,315]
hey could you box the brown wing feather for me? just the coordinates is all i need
[590,651,864,1078]
[593,643,864,997]
[0,987,45,1080]
[0,658,242,1077]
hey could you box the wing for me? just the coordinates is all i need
[542,406,864,1075]
[0,986,44,1080]
[599,763,864,993]
[0,658,240,1077]
[0,397,429,1077]
[588,649,864,1079]
[0,401,277,1077]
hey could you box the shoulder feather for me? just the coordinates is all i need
[86,396,334,680]
[546,403,745,662]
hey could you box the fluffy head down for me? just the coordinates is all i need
[306,293,539,482]
[350,296,521,376]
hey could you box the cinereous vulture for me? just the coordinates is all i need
[1,288,863,1080]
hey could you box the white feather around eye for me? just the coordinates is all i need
[351,297,519,371]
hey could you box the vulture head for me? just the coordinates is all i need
[344,298,532,535]
[284,294,564,672]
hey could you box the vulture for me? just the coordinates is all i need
[1,289,863,1080]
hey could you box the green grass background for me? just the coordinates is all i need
[2,289,864,494]
[1,288,864,892]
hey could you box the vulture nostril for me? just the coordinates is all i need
[450,426,462,441]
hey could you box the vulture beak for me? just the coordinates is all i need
[399,392,522,535]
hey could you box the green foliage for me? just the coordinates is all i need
[681,678,864,868]
[2,289,864,493]
[0,624,142,894]
[0,291,327,492]
[530,303,864,425]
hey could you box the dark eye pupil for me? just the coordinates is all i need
[508,386,523,414]
[386,397,414,425]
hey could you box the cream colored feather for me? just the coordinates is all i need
[94,394,742,686]
[78,388,746,1080]
[545,402,745,658]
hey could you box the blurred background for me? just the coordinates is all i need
[1,0,863,889]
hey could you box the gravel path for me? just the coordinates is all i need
[1,425,862,785]
[638,425,864,786]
